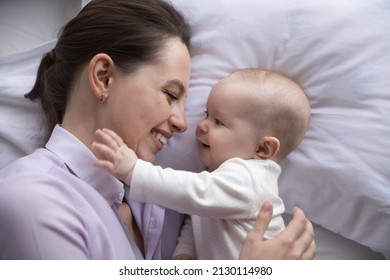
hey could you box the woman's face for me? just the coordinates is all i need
[105,38,191,163]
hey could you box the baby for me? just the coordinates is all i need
[92,68,311,259]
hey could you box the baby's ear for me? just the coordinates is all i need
[255,136,280,160]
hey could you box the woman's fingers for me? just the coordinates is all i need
[251,201,273,236]
[239,201,273,259]
[239,203,316,260]
[282,207,316,259]
[298,216,316,260]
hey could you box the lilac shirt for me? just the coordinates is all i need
[0,125,183,259]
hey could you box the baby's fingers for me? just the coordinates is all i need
[92,141,116,173]
[95,128,117,149]
[93,158,115,172]
[101,128,125,148]
[92,141,115,161]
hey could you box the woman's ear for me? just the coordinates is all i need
[88,53,114,102]
[255,136,280,160]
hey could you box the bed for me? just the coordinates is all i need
[1,0,389,259]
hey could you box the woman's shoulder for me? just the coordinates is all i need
[0,148,65,180]
[0,148,94,259]
[0,148,94,231]
[0,148,81,207]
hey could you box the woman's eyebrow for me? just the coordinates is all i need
[166,79,185,94]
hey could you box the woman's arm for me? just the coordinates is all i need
[240,201,316,260]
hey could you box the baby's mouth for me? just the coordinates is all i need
[198,141,210,149]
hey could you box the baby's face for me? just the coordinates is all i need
[195,78,262,171]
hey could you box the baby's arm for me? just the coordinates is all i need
[129,159,265,219]
[92,128,137,184]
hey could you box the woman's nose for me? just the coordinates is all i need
[169,109,187,133]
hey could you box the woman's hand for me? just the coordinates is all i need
[239,201,316,260]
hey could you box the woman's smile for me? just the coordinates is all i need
[151,129,169,151]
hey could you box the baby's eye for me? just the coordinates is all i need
[214,118,224,126]
[203,110,209,119]
[163,89,178,103]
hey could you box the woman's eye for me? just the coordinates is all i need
[163,90,178,103]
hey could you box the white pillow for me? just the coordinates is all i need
[158,0,390,257]
[0,0,82,56]
[0,0,83,167]
[0,41,55,168]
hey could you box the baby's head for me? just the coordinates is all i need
[196,68,310,170]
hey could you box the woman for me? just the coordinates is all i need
[0,0,315,259]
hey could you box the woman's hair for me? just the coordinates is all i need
[25,0,191,141]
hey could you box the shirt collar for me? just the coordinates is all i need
[46,125,124,206]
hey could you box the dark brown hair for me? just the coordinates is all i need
[25,0,191,141]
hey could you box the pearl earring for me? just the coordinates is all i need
[100,92,108,103]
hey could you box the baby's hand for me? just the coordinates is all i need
[92,128,138,183]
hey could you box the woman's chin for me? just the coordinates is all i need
[137,151,156,164]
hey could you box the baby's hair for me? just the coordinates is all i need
[232,68,311,161]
